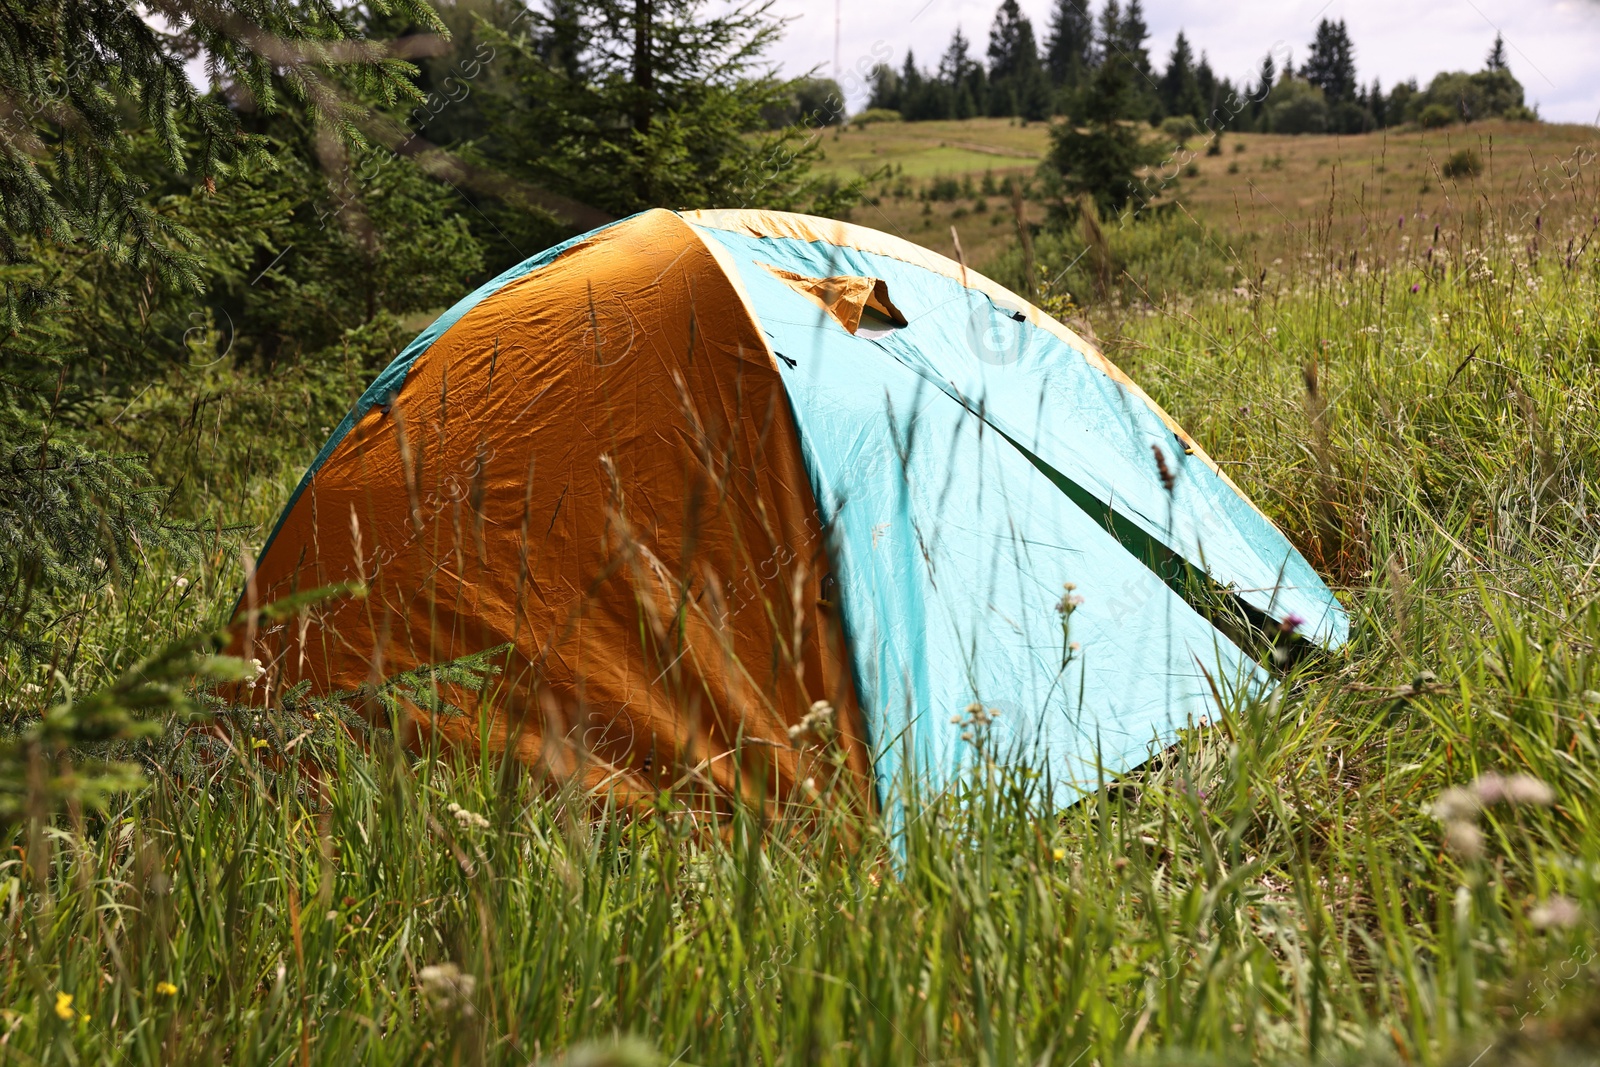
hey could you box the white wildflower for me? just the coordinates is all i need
[1530,895,1582,931]
[1472,772,1554,808]
[1431,787,1480,824]
[419,962,477,1013]
[446,802,490,831]
[1444,820,1485,860]
[787,699,836,746]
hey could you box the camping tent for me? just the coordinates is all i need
[236,208,1346,808]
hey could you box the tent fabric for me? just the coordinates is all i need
[236,207,1347,809]
[237,209,872,807]
[760,266,907,335]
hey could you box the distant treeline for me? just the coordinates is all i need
[843,0,1534,133]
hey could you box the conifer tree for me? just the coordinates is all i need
[0,0,443,659]
[1117,0,1154,83]
[868,62,902,111]
[987,0,1049,120]
[1158,31,1203,120]
[1043,0,1159,217]
[939,27,987,118]
[1486,33,1509,72]
[1195,53,1218,118]
[484,0,828,221]
[1044,0,1094,90]
[1304,19,1357,103]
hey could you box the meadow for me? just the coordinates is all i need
[7,117,1600,1066]
[821,116,1600,279]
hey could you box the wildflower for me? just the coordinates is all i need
[155,981,178,997]
[1431,786,1480,823]
[788,700,837,746]
[1443,820,1485,859]
[419,962,477,1014]
[245,657,266,686]
[1051,847,1065,862]
[1279,613,1306,636]
[54,992,75,1020]
[1472,772,1554,808]
[446,803,490,831]
[1057,583,1084,616]
[1530,895,1582,931]
[1411,283,1420,293]
[174,576,189,590]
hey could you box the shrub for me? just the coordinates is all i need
[1266,78,1328,134]
[1443,148,1483,179]
[987,207,1237,307]
[850,107,903,127]
[1418,103,1456,129]
[1161,115,1200,146]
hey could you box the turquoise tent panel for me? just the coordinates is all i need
[692,225,1348,649]
[697,227,1266,804]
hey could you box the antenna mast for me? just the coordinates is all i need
[834,0,841,80]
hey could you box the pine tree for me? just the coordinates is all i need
[1195,53,1218,119]
[1304,19,1358,102]
[0,1,442,296]
[1367,78,1387,126]
[1117,0,1154,83]
[987,0,1049,120]
[1043,0,1094,90]
[0,0,451,824]
[1486,33,1509,72]
[485,0,828,217]
[0,0,444,661]
[1043,0,1160,216]
[868,62,902,111]
[1158,31,1203,120]
[1110,0,1157,122]
[939,27,988,118]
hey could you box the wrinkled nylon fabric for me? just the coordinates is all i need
[693,223,1272,804]
[689,221,1348,649]
[240,206,1345,811]
[248,223,622,582]
[761,266,905,335]
[235,210,872,806]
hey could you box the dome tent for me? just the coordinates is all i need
[236,208,1346,809]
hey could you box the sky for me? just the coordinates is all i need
[763,0,1600,125]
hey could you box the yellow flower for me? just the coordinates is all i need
[156,981,178,997]
[1052,847,1066,862]
[54,992,74,1020]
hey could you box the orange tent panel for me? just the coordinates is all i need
[237,210,871,806]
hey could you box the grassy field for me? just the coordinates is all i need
[822,117,1600,275]
[9,118,1600,1065]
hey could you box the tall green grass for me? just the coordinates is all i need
[7,161,1600,1066]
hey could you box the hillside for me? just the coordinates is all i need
[819,117,1600,273]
